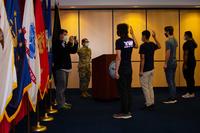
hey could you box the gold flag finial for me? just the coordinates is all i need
[14,11,17,17]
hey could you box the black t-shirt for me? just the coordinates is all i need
[183,40,197,65]
[139,42,159,72]
[115,38,135,67]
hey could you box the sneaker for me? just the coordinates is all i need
[58,104,71,110]
[81,92,88,98]
[85,92,92,97]
[188,93,195,98]
[81,92,91,98]
[113,113,132,119]
[141,104,155,111]
[182,93,195,99]
[64,102,72,107]
[182,93,190,98]
[163,98,177,104]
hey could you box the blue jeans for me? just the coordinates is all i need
[165,64,177,98]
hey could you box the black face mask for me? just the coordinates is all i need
[164,33,169,38]
[117,30,120,37]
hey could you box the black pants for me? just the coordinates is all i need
[117,67,132,114]
[183,63,196,94]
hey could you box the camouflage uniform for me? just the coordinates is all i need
[77,46,91,93]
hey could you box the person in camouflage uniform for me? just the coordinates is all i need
[78,38,92,98]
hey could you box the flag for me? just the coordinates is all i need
[22,0,41,111]
[47,0,52,40]
[42,0,47,28]
[42,0,53,80]
[41,0,53,79]
[46,0,53,78]
[46,0,52,52]
[52,2,61,46]
[41,0,52,50]
[0,0,17,122]
[35,0,49,99]
[52,2,61,85]
[5,0,32,122]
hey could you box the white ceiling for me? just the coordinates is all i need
[53,0,200,9]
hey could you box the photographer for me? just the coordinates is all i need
[52,29,78,110]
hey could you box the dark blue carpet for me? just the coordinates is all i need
[15,89,200,133]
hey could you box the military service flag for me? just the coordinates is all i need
[5,0,32,122]
[0,0,17,122]
[22,0,41,111]
[35,0,49,99]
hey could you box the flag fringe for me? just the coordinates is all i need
[39,75,49,100]
[4,83,32,122]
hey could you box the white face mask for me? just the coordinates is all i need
[85,43,89,47]
[63,35,68,42]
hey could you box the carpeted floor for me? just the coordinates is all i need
[15,89,200,133]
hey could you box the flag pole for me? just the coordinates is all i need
[41,80,54,122]
[53,98,58,106]
[27,94,31,133]
[46,79,58,114]
[32,94,47,132]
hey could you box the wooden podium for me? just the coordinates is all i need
[92,54,119,100]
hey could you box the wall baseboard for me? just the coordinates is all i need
[50,86,200,90]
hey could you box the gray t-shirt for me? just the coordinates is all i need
[166,37,178,66]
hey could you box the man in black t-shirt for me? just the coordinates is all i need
[139,30,161,109]
[182,31,197,99]
[113,24,138,119]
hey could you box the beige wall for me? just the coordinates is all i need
[52,9,200,88]
[113,10,146,61]
[146,10,181,87]
[80,10,113,59]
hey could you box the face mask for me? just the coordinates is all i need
[184,36,187,41]
[63,35,68,42]
[164,33,169,38]
[85,43,89,47]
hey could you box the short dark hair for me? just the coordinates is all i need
[164,26,174,35]
[184,31,193,38]
[82,38,88,44]
[117,23,129,38]
[142,30,151,40]
[59,29,68,35]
